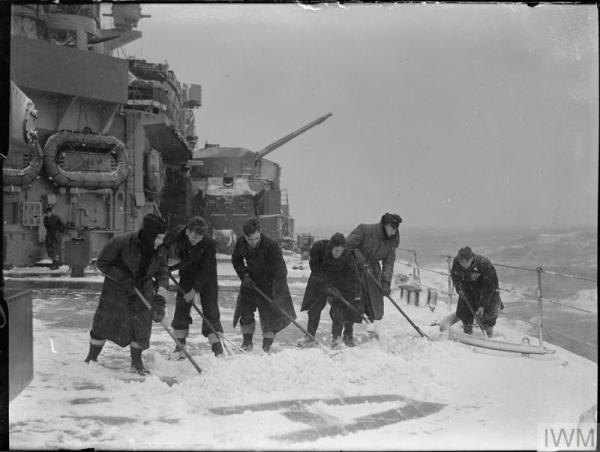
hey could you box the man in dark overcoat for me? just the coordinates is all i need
[298,233,362,348]
[231,217,296,352]
[43,206,65,269]
[450,246,504,337]
[84,213,169,375]
[166,216,223,357]
[346,213,402,338]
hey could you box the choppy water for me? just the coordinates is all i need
[395,225,597,361]
[399,225,597,303]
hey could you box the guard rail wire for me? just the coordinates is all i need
[394,249,597,352]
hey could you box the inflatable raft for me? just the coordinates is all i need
[43,130,129,190]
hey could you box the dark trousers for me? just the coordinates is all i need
[171,278,222,337]
[46,236,62,265]
[306,296,352,338]
[456,292,502,329]
[238,291,275,334]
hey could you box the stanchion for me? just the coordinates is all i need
[536,266,545,350]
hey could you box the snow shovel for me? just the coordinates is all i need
[168,273,241,355]
[326,287,372,325]
[459,291,488,338]
[364,269,430,340]
[327,287,381,340]
[250,284,330,351]
[132,286,203,375]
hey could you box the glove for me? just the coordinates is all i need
[475,306,484,318]
[151,294,166,323]
[183,290,195,303]
[381,281,391,296]
[242,274,255,288]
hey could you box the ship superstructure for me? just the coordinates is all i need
[5,3,201,266]
[167,113,332,253]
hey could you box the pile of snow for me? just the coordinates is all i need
[9,271,597,450]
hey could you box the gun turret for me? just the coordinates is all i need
[255,112,332,160]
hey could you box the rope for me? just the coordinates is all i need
[397,256,596,315]
[494,262,539,272]
[498,286,538,300]
[499,310,539,328]
[485,262,597,282]
[418,283,453,297]
[398,247,417,253]
[497,287,595,314]
[499,309,597,349]
[395,249,597,350]
[540,269,597,283]
[538,296,595,314]
[418,265,449,277]
[540,325,597,349]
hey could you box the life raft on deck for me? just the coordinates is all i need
[448,326,555,356]
[3,139,43,188]
[43,131,129,189]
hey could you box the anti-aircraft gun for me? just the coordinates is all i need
[160,113,332,253]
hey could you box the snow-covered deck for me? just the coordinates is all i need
[7,255,597,450]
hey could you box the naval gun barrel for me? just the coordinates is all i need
[255,112,332,159]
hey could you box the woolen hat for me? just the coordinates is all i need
[142,213,167,236]
[329,232,346,248]
[457,246,474,261]
[381,213,402,228]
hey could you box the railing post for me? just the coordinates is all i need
[413,251,421,287]
[446,255,453,312]
[536,266,544,349]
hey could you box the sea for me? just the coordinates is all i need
[311,224,598,361]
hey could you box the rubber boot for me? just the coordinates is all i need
[241,334,253,351]
[130,347,151,375]
[331,319,344,340]
[174,337,186,353]
[342,322,355,347]
[262,337,274,352]
[298,315,319,347]
[331,335,342,349]
[211,342,224,356]
[463,323,473,335]
[84,344,103,363]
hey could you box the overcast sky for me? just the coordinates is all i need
[120,3,598,233]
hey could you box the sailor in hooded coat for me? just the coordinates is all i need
[299,232,362,347]
[84,213,169,374]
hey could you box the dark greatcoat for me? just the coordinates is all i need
[450,254,504,326]
[43,213,65,261]
[231,233,296,333]
[91,231,169,350]
[301,239,362,322]
[166,225,218,292]
[346,220,399,321]
[165,225,222,336]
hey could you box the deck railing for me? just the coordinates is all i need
[394,247,597,353]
